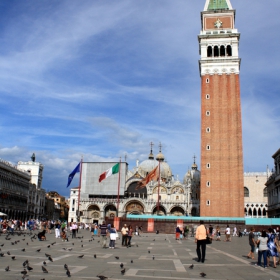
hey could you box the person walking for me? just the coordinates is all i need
[71,222,78,238]
[99,221,108,248]
[255,230,268,268]
[233,226,238,237]
[127,225,133,247]
[175,226,181,240]
[267,228,279,268]
[209,225,213,239]
[109,224,117,249]
[224,225,231,242]
[55,221,61,238]
[216,226,221,241]
[195,220,208,263]
[247,227,256,260]
[121,224,129,247]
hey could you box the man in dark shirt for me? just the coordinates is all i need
[247,227,256,259]
[209,225,213,239]
[99,221,108,248]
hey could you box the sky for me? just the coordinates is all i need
[0,0,279,197]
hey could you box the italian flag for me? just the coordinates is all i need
[99,163,120,183]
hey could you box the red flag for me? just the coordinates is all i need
[137,166,159,189]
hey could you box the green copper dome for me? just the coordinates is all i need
[207,0,229,10]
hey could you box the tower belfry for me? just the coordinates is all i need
[198,0,244,217]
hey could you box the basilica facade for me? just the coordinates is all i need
[68,148,201,223]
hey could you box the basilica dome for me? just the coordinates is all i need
[138,150,172,180]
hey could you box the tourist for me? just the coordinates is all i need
[135,226,139,236]
[99,221,108,248]
[109,224,117,249]
[224,225,231,242]
[255,230,268,268]
[55,220,61,238]
[233,226,238,237]
[195,220,208,263]
[184,225,189,239]
[247,227,256,260]
[94,224,99,235]
[216,226,221,241]
[191,226,195,237]
[175,226,181,240]
[209,225,213,239]
[121,224,129,246]
[267,228,279,268]
[238,227,243,237]
[127,225,133,247]
[71,222,78,238]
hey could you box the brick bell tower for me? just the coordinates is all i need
[198,0,244,217]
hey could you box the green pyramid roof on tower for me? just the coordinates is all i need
[207,0,229,10]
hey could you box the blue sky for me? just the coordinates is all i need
[0,0,279,197]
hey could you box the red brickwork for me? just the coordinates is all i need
[200,73,244,217]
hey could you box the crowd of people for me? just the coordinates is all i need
[1,217,279,268]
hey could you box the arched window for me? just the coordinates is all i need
[263,187,267,197]
[226,45,232,56]
[214,46,219,57]
[207,46,212,57]
[253,208,257,217]
[220,45,225,56]
[244,187,249,197]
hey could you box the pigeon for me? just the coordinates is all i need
[120,263,124,268]
[66,269,71,277]
[27,265,33,271]
[97,275,108,280]
[153,239,155,241]
[131,260,133,263]
[21,269,27,275]
[43,261,47,266]
[51,242,56,245]
[148,250,150,253]
[0,253,4,257]
[47,245,50,248]
[78,255,84,258]
[36,249,41,252]
[5,266,9,271]
[121,268,126,275]
[11,242,14,245]
[11,256,15,260]
[72,243,74,245]
[7,251,10,255]
[153,255,155,260]
[200,272,206,277]
[0,244,4,247]
[42,266,48,273]
[22,248,26,251]
[189,264,194,269]
[26,243,29,245]
[23,260,29,267]
[94,254,97,258]
[64,264,69,270]
[45,253,51,257]
[48,256,53,262]
[81,245,83,247]
[115,256,119,259]
[68,248,73,251]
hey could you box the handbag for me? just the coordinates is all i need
[204,226,212,244]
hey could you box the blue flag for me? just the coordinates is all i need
[66,162,80,188]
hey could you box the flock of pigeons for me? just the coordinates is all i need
[0,231,207,279]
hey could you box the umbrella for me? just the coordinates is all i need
[0,212,7,216]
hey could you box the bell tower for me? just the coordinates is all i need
[198,0,244,217]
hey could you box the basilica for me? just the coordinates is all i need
[68,147,201,223]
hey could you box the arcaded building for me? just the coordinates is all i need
[199,0,244,217]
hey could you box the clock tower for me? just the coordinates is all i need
[198,0,244,217]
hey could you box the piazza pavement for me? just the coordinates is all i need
[0,228,279,280]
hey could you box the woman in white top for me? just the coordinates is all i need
[256,230,268,268]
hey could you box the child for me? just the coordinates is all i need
[216,227,221,241]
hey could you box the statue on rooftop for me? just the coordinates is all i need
[31,153,35,162]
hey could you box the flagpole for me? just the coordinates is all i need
[77,157,83,222]
[117,157,121,217]
[157,161,160,215]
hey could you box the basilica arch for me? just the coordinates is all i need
[152,205,166,216]
[170,206,185,216]
[152,186,167,201]
[104,204,117,218]
[126,181,147,198]
[124,200,145,215]
[85,204,100,222]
